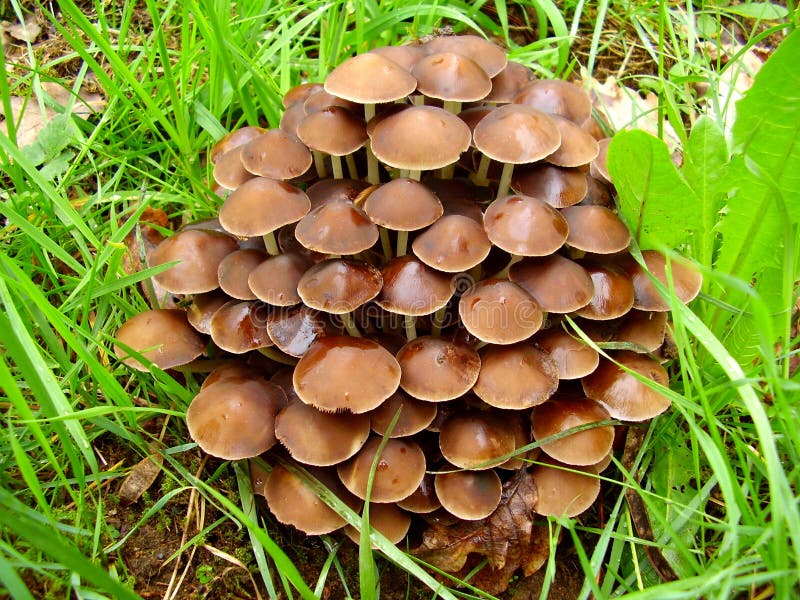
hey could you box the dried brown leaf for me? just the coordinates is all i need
[118,452,163,506]
[2,14,41,43]
[413,469,550,594]
[121,208,176,309]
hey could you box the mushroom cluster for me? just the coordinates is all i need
[115,34,702,573]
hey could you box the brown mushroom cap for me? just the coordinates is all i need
[472,343,559,409]
[200,361,264,391]
[532,397,614,466]
[422,34,508,77]
[396,336,481,402]
[265,465,354,535]
[498,411,536,470]
[458,279,544,344]
[363,178,443,231]
[545,115,600,167]
[513,79,593,124]
[574,262,635,321]
[590,138,612,184]
[295,201,379,255]
[266,305,336,357]
[186,291,230,335]
[217,249,267,300]
[210,126,266,164]
[582,351,671,421]
[248,252,313,307]
[279,102,307,137]
[435,469,502,520]
[344,503,412,546]
[275,401,370,466]
[240,129,313,180]
[115,309,206,371]
[375,255,454,317]
[296,106,368,156]
[511,164,588,208]
[483,194,569,256]
[412,52,491,102]
[472,104,561,164]
[324,53,418,104]
[297,258,382,314]
[368,45,425,71]
[531,458,600,517]
[561,205,631,254]
[370,105,471,171]
[484,60,535,103]
[213,146,256,190]
[439,411,516,470]
[186,378,285,460]
[412,214,491,273]
[337,437,426,502]
[628,250,703,311]
[282,82,323,108]
[293,336,401,413]
[209,300,273,354]
[303,88,359,114]
[534,327,600,379]
[509,255,595,313]
[218,177,310,238]
[149,229,238,295]
[307,178,370,208]
[612,309,667,352]
[369,390,438,438]
[397,473,441,513]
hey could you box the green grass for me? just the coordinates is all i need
[1,0,798,598]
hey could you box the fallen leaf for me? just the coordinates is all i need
[118,451,163,506]
[413,469,550,594]
[2,14,41,43]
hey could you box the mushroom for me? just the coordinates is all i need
[509,255,595,314]
[186,291,230,335]
[343,503,412,546]
[472,343,559,409]
[337,437,426,502]
[396,336,481,402]
[484,61,534,104]
[574,262,635,321]
[534,327,600,379]
[296,106,368,179]
[266,305,336,357]
[458,279,543,345]
[209,300,273,354]
[511,163,588,208]
[294,200,379,256]
[531,457,601,517]
[531,396,614,466]
[369,390,438,438]
[412,214,492,273]
[411,51,491,117]
[513,79,593,124]
[149,229,238,295]
[561,205,631,254]
[217,248,267,300]
[210,126,266,164]
[240,129,313,180]
[434,469,502,520]
[439,410,516,470]
[397,473,441,514]
[248,252,314,307]
[422,34,507,78]
[627,250,703,311]
[114,309,206,371]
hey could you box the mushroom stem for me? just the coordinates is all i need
[396,231,409,257]
[380,227,393,259]
[497,162,514,198]
[312,150,329,178]
[473,153,491,186]
[364,103,380,185]
[407,170,421,182]
[468,264,483,282]
[256,347,299,366]
[412,95,424,106]
[346,153,359,179]
[404,315,417,341]
[440,163,456,179]
[430,305,447,337]
[494,254,523,279]
[342,312,362,337]
[262,231,280,256]
[443,100,462,115]
[331,155,345,179]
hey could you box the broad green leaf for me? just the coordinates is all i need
[682,116,729,268]
[608,130,701,252]
[722,3,788,20]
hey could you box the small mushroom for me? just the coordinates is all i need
[439,411,515,470]
[513,79,593,124]
[472,343,558,409]
[248,252,314,307]
[149,229,238,295]
[295,201,379,255]
[217,248,268,300]
[422,35,508,78]
[532,396,614,466]
[511,164,588,208]
[509,255,595,314]
[396,336,481,402]
[574,262,635,321]
[534,327,599,379]
[412,214,492,273]
[337,437,426,502]
[209,300,273,354]
[561,205,630,254]
[434,469,502,520]
[369,390,438,438]
[114,309,206,371]
[531,457,600,517]
[483,194,569,257]
[343,503,412,546]
[397,473,441,513]
[627,250,703,311]
[240,129,313,179]
[458,279,543,345]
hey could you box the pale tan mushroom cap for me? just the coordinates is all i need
[532,458,600,517]
[411,52,492,102]
[628,250,703,311]
[483,194,569,256]
[376,255,453,317]
[149,229,238,295]
[458,279,544,344]
[439,411,516,470]
[115,309,206,371]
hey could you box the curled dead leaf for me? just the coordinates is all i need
[122,208,177,309]
[413,469,550,594]
[118,451,163,506]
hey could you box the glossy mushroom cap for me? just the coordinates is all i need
[458,279,543,344]
[275,401,370,466]
[422,34,508,77]
[439,411,516,470]
[472,343,559,409]
[582,351,671,421]
[435,469,502,520]
[209,300,273,354]
[574,262,635,321]
[337,437,426,502]
[149,229,238,295]
[265,465,355,535]
[186,378,285,459]
[590,138,612,183]
[368,45,425,71]
[484,61,534,103]
[213,146,256,190]
[376,256,454,317]
[295,201,379,255]
[532,397,614,465]
[511,164,588,208]
[513,79,593,124]
[472,104,561,164]
[363,178,443,231]
[561,205,630,254]
[293,336,401,413]
[297,106,368,156]
[344,503,412,546]
[412,52,491,102]
[545,115,600,167]
[115,309,206,371]
[248,252,313,307]
[266,305,335,357]
[324,52,417,104]
[531,458,601,517]
[612,310,667,352]
[210,126,266,164]
[297,258,383,314]
[412,214,492,273]
[186,291,229,335]
[483,194,569,256]
[396,336,481,402]
[397,473,441,513]
[217,248,267,300]
[219,177,310,238]
[240,129,313,179]
[628,250,703,311]
[369,390,438,438]
[510,255,595,314]
[307,178,370,208]
[282,82,323,108]
[534,327,600,379]
[370,105,471,171]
